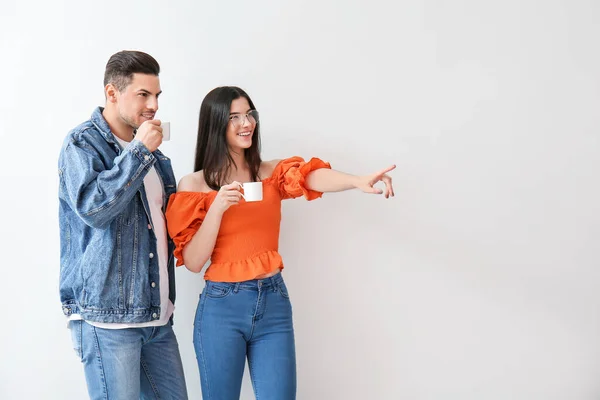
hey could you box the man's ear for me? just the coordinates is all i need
[105,83,118,103]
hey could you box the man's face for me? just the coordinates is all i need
[113,73,162,129]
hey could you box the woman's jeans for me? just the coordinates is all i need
[194,272,296,400]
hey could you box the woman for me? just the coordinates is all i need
[166,86,394,400]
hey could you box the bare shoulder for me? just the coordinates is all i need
[177,171,212,193]
[259,159,283,179]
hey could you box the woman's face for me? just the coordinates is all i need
[225,97,257,152]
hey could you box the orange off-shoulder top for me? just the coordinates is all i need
[165,157,331,282]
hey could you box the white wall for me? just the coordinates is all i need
[1,0,599,399]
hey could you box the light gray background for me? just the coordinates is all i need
[1,1,599,399]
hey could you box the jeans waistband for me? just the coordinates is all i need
[206,272,285,291]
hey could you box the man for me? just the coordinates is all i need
[58,50,188,399]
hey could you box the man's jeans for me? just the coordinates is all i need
[194,272,296,400]
[68,320,188,399]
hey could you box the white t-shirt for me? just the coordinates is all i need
[69,136,174,329]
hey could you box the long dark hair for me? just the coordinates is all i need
[194,86,262,190]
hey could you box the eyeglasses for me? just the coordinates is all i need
[229,110,259,128]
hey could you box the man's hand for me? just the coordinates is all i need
[135,120,163,152]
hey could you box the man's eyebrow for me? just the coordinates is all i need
[137,89,162,96]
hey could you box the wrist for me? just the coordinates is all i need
[207,203,225,218]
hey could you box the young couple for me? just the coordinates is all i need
[58,50,394,400]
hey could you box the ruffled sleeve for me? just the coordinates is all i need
[272,156,331,200]
[165,192,212,266]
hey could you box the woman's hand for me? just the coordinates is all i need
[212,182,243,214]
[355,165,396,198]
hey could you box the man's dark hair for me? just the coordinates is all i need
[103,50,160,92]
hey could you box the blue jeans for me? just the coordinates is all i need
[194,272,296,400]
[68,320,188,399]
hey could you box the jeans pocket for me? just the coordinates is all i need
[68,320,83,361]
[204,284,232,299]
[277,282,290,299]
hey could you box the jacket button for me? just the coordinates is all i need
[149,253,154,259]
[144,155,150,161]
[152,313,158,319]
[151,282,156,288]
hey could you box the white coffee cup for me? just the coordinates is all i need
[161,121,170,141]
[239,182,263,202]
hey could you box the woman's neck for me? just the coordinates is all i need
[229,148,246,168]
[226,149,251,182]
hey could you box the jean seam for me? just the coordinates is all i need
[248,349,260,400]
[198,294,211,399]
[90,324,109,400]
[141,354,161,399]
[143,326,158,346]
[249,291,261,340]
[77,320,83,361]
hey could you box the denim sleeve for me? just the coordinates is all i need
[59,137,155,229]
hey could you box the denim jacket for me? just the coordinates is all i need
[58,107,177,323]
